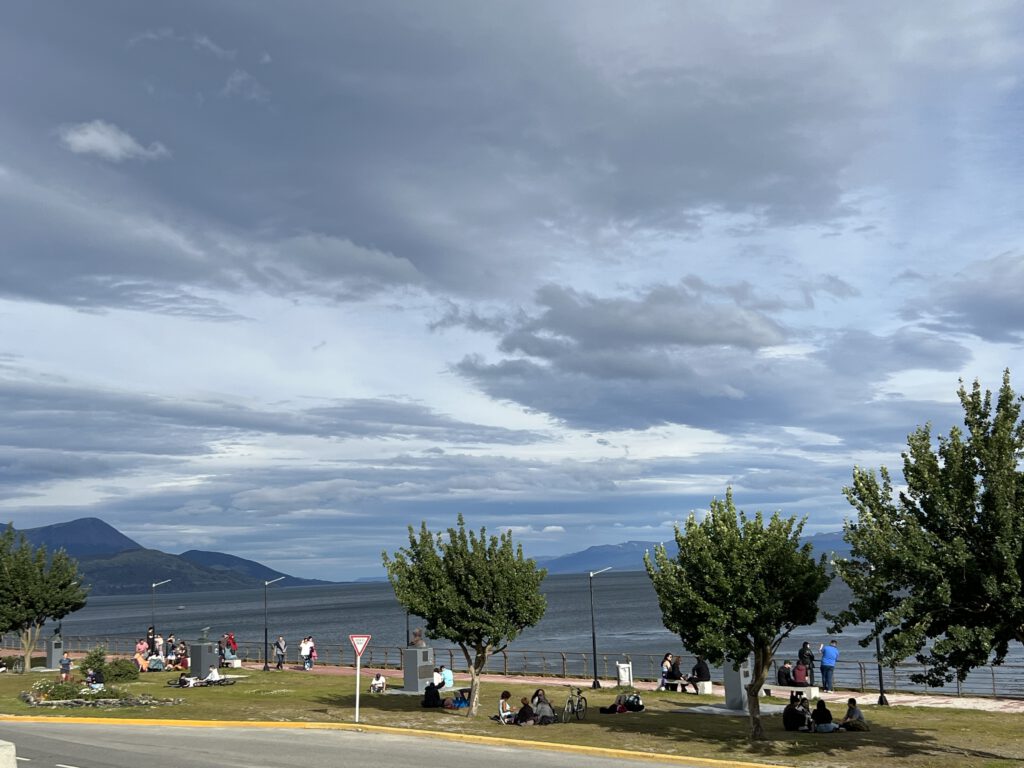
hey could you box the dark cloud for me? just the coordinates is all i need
[912,253,1024,342]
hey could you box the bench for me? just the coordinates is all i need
[664,680,712,695]
[761,684,819,699]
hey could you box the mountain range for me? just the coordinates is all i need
[9,517,852,594]
[13,517,331,595]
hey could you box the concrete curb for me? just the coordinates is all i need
[0,715,788,768]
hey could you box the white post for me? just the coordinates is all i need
[354,653,362,723]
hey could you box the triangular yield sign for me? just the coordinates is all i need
[349,634,371,657]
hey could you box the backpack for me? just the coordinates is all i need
[624,693,645,712]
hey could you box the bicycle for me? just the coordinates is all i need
[562,686,587,721]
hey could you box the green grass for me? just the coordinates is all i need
[1,669,1021,768]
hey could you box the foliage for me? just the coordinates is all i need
[104,658,140,682]
[832,371,1024,686]
[30,678,120,701]
[382,514,547,716]
[80,646,108,675]
[0,525,89,673]
[645,488,831,740]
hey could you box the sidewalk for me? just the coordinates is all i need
[248,661,1024,714]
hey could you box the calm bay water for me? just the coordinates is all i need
[53,571,878,661]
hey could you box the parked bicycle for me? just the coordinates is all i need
[562,685,587,721]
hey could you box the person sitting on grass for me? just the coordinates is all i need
[85,668,105,691]
[498,690,516,723]
[514,697,535,725]
[839,698,869,731]
[531,690,556,724]
[370,673,387,693]
[783,696,812,732]
[421,681,443,708]
[204,664,222,684]
[812,699,838,733]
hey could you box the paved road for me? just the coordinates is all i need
[0,722,720,768]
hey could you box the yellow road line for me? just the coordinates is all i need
[0,715,789,768]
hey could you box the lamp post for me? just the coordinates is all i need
[263,576,286,671]
[151,579,171,634]
[589,566,612,689]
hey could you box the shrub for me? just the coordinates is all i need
[80,646,108,675]
[104,658,140,683]
[30,678,120,701]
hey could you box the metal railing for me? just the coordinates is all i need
[5,636,1023,699]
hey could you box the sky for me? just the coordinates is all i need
[2,2,1023,581]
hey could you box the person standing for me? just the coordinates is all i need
[59,651,72,682]
[798,641,816,686]
[274,636,287,670]
[299,636,312,670]
[819,640,839,692]
[146,626,156,655]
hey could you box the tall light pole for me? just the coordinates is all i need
[151,579,171,634]
[263,576,286,671]
[589,566,612,689]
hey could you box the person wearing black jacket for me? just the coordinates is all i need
[686,656,711,693]
[798,642,815,686]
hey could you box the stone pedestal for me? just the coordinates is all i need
[403,647,435,693]
[46,635,63,669]
[723,659,751,711]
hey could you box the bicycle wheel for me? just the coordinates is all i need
[562,699,573,722]
[576,696,587,720]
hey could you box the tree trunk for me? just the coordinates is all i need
[20,626,40,675]
[460,643,489,717]
[745,645,773,740]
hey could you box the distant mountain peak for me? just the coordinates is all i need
[18,517,142,558]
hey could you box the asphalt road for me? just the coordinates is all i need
[0,722,712,768]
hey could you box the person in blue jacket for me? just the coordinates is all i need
[819,640,840,692]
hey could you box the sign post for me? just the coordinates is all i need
[349,634,371,723]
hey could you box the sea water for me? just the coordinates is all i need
[51,571,870,661]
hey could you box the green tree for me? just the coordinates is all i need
[832,371,1024,686]
[0,525,89,673]
[645,489,831,740]
[382,515,547,716]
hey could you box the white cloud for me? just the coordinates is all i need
[222,69,270,102]
[58,120,169,163]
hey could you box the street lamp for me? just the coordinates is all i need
[263,576,286,671]
[589,567,612,689]
[151,579,171,634]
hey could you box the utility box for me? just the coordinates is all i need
[46,635,63,669]
[616,660,633,687]
[191,642,217,677]
[403,647,435,693]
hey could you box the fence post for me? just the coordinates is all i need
[502,650,509,676]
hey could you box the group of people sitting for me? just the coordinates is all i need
[658,653,711,693]
[134,627,188,672]
[217,632,239,665]
[772,658,813,689]
[783,696,869,733]
[497,688,557,725]
[420,665,469,709]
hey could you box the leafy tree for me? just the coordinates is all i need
[0,525,89,673]
[382,515,547,716]
[645,489,831,740]
[832,371,1024,686]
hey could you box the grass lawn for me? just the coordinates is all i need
[0,669,1021,768]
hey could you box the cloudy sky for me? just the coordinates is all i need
[2,2,1023,580]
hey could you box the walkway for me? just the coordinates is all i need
[249,661,1024,714]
